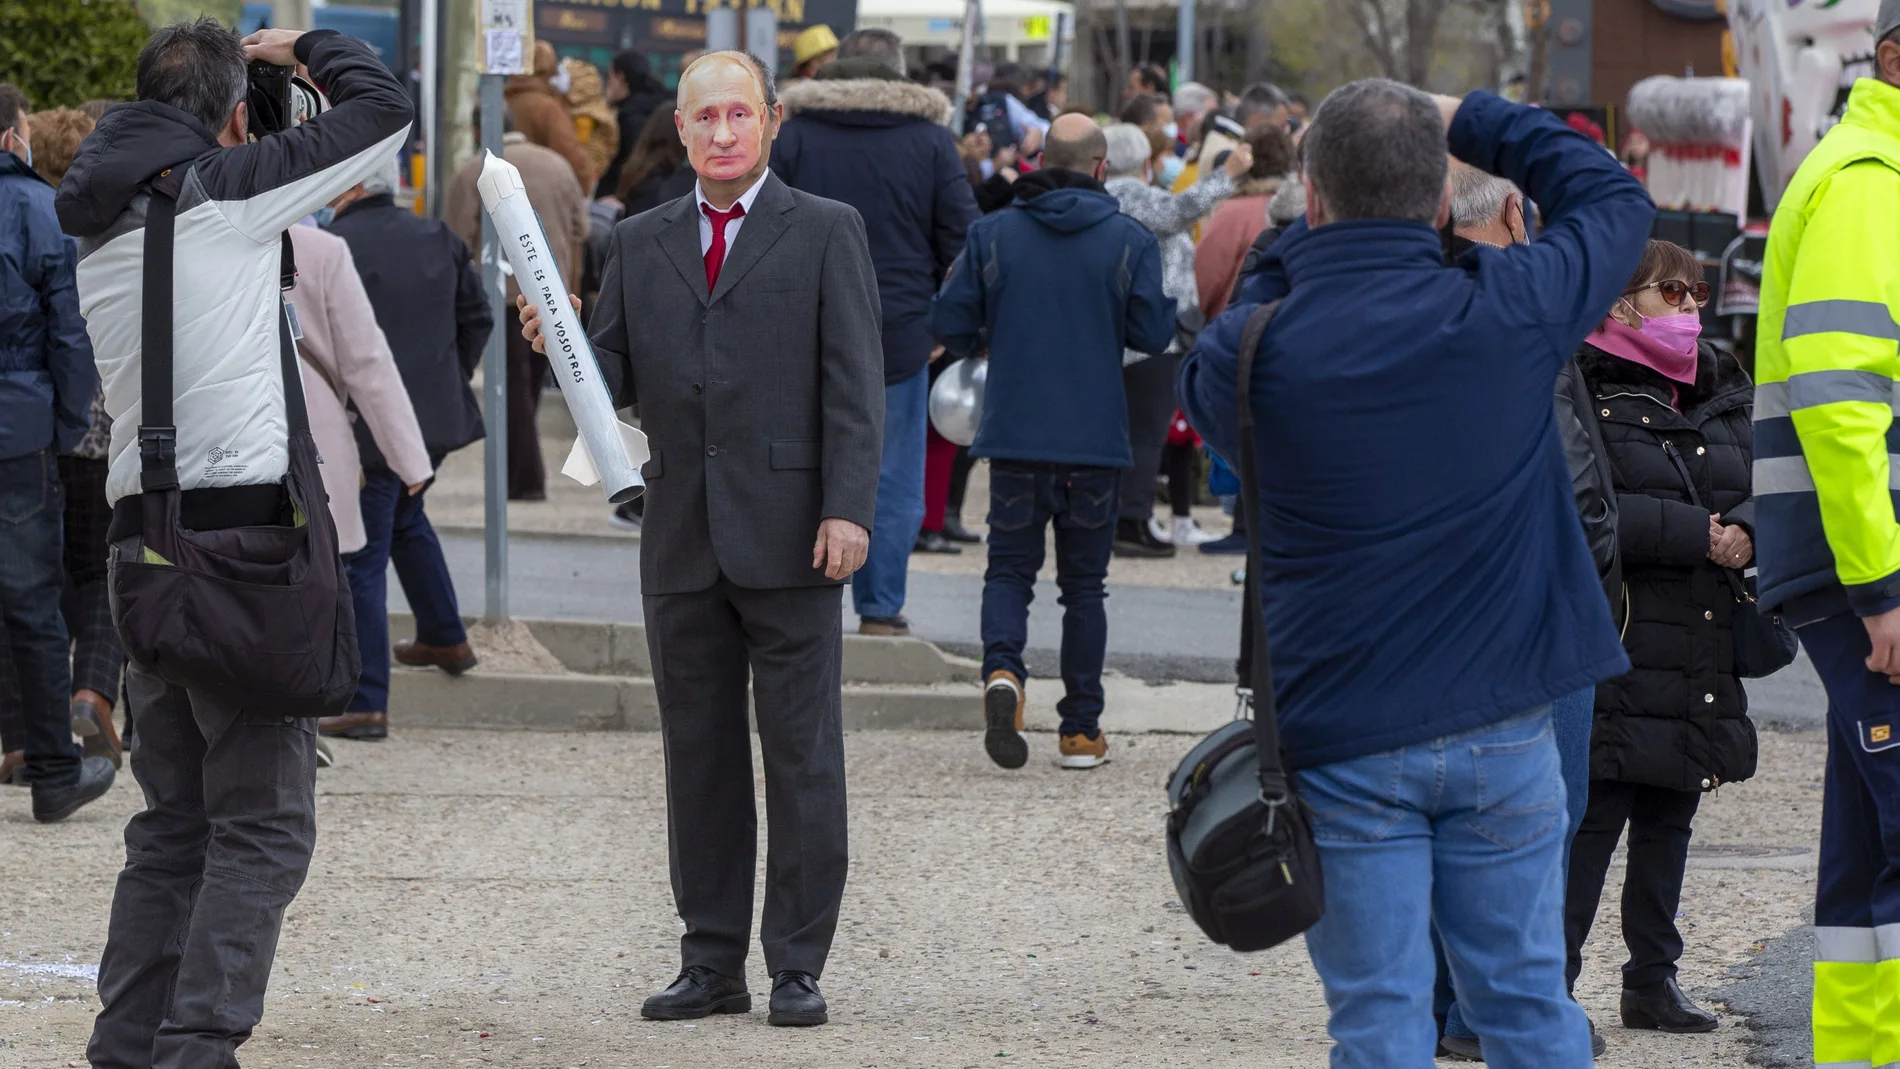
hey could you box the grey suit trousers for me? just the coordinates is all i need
[646,577,847,980]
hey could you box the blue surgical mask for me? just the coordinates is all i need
[313,205,336,228]
[1161,121,1179,140]
[1159,155,1186,187]
[4,129,27,168]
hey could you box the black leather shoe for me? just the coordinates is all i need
[1437,1034,1483,1061]
[768,970,828,1027]
[1588,1016,1607,1056]
[1112,519,1175,559]
[640,965,750,1020]
[913,529,964,555]
[31,755,116,823]
[942,517,982,544]
[1621,978,1718,1033]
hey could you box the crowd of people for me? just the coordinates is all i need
[1,6,1896,1066]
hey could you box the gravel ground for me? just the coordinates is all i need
[0,723,1824,1068]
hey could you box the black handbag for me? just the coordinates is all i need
[1165,300,1325,952]
[109,187,361,715]
[1660,440,1797,679]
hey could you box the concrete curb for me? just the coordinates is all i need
[388,668,981,733]
[390,612,981,685]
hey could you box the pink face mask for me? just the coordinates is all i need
[1633,308,1703,355]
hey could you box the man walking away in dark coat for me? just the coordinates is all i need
[0,84,111,823]
[772,28,978,636]
[929,113,1174,772]
[323,158,494,740]
[1179,80,1654,1066]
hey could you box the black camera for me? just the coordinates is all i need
[246,61,323,137]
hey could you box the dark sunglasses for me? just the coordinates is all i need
[1629,279,1710,307]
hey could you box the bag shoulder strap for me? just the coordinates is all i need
[1235,299,1289,799]
[139,191,179,492]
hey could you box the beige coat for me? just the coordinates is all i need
[286,224,433,554]
[445,131,589,299]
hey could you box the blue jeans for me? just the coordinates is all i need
[979,462,1118,737]
[0,451,77,786]
[345,466,466,713]
[1300,709,1593,1069]
[1439,685,1594,1040]
[852,370,928,620]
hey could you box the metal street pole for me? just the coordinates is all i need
[1176,1,1195,84]
[479,73,509,622]
[1115,0,1131,95]
[420,0,439,216]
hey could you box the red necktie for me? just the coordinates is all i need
[703,200,746,292]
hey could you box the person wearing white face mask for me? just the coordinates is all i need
[1561,238,1759,1040]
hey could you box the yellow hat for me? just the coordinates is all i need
[793,24,840,67]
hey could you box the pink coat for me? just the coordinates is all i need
[287,225,432,553]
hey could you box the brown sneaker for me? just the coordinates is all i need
[318,711,388,740]
[983,670,1028,769]
[858,615,911,637]
[1057,732,1108,770]
[0,749,21,785]
[393,640,479,675]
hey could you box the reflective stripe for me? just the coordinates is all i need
[1785,299,1900,341]
[1755,456,1900,495]
[1818,926,1882,963]
[1817,1062,1874,1069]
[1789,370,1900,410]
[1758,380,1900,419]
[1880,922,1900,960]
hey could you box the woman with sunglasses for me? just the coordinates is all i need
[1562,239,1758,1037]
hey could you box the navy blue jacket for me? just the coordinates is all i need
[772,64,979,384]
[929,170,1174,470]
[0,151,95,461]
[1179,93,1653,769]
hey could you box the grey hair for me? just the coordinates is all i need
[1305,79,1447,223]
[682,50,778,110]
[1173,81,1215,116]
[362,156,403,197]
[837,28,906,78]
[1448,160,1521,229]
[1234,82,1291,127]
[1102,123,1151,177]
[136,18,247,132]
[1267,177,1307,226]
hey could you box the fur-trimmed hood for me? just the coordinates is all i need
[780,76,952,125]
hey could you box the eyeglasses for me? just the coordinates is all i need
[1629,279,1710,307]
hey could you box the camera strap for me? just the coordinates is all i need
[1234,299,1289,802]
[137,188,313,496]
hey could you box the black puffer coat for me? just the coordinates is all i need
[1580,342,1759,792]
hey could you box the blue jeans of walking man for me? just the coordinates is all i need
[1300,708,1594,1069]
[852,369,928,624]
[346,465,467,713]
[0,450,79,788]
[980,462,1118,737]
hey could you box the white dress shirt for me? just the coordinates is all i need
[695,169,772,257]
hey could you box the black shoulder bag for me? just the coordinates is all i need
[1164,300,1324,952]
[1660,440,1796,678]
[109,189,360,714]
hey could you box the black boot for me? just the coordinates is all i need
[941,517,982,543]
[31,755,116,823]
[640,966,750,1020]
[768,970,828,1026]
[1111,518,1175,558]
[1620,978,1718,1033]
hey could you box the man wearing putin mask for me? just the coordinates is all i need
[519,50,882,1027]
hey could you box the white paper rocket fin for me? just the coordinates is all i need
[560,420,649,487]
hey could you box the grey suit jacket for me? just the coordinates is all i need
[589,171,885,595]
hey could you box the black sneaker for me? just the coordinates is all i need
[1111,518,1175,558]
[913,529,963,555]
[609,498,643,532]
[942,517,982,544]
[31,755,116,823]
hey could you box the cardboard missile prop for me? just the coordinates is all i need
[477,150,647,504]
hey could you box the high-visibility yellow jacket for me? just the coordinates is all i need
[1755,77,1900,621]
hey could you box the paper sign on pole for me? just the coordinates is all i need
[479,0,534,76]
